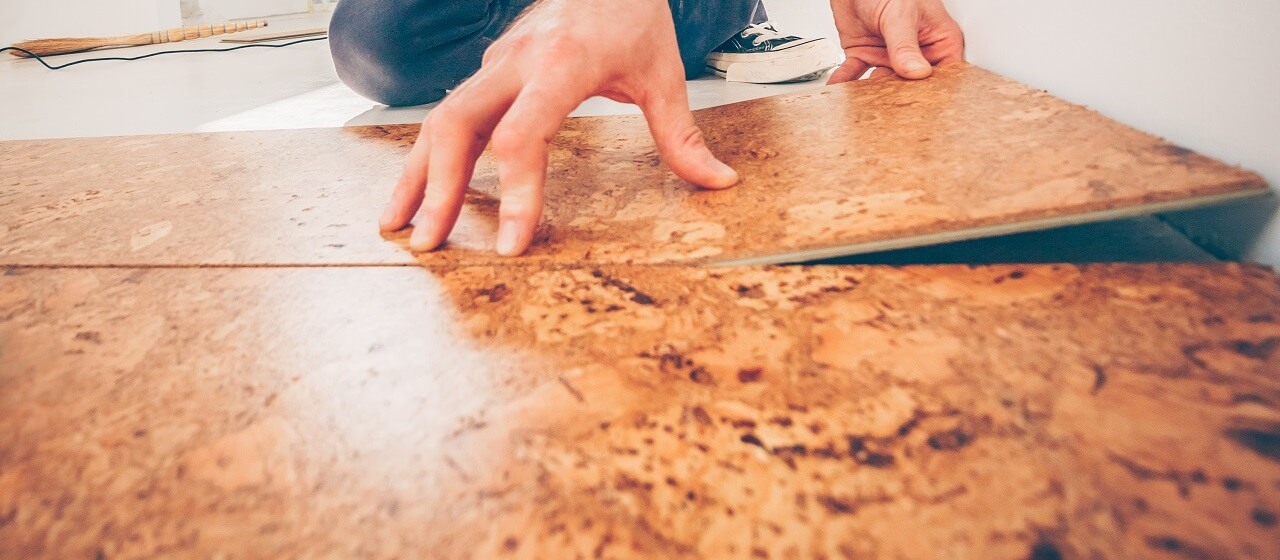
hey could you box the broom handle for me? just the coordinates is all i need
[145,20,268,45]
[8,20,268,57]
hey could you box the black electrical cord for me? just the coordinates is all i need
[0,36,328,70]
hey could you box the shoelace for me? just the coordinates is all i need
[740,22,787,47]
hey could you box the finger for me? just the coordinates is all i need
[488,83,587,256]
[868,66,896,79]
[880,8,932,79]
[381,115,432,231]
[827,57,870,85]
[637,79,738,190]
[408,72,520,252]
[842,45,892,67]
[922,32,965,65]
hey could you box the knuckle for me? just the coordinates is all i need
[499,195,538,220]
[427,103,478,143]
[541,34,588,62]
[482,36,518,65]
[503,33,532,53]
[892,44,924,58]
[673,125,706,151]
[490,126,529,158]
[420,195,453,218]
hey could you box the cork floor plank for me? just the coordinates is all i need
[2,263,1277,558]
[0,63,1267,267]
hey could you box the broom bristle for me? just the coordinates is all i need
[8,36,145,57]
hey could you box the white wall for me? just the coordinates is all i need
[942,0,1280,265]
[1,0,180,47]
[768,2,839,46]
[180,0,311,23]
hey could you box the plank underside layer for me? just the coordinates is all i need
[2,263,1279,559]
[0,63,1267,266]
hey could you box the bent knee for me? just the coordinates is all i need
[330,48,449,107]
[329,0,487,106]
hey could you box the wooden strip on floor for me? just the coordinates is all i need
[0,63,1266,266]
[2,263,1277,558]
[219,28,328,44]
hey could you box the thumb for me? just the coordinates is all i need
[880,8,932,79]
[638,89,739,190]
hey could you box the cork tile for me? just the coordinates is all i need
[0,125,418,266]
[0,63,1267,266]
[2,263,1278,558]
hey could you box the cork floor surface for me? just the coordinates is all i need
[0,64,1266,267]
[2,63,1278,560]
[2,263,1279,558]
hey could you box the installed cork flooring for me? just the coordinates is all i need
[1,64,1278,559]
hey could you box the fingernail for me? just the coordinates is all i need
[495,220,520,256]
[713,159,740,187]
[409,219,432,251]
[379,206,397,229]
[904,58,929,73]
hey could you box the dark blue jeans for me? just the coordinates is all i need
[330,0,766,106]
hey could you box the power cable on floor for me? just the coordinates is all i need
[0,36,328,71]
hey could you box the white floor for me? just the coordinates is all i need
[0,13,831,141]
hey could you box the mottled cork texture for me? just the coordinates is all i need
[2,263,1278,558]
[2,62,1276,559]
[0,63,1267,266]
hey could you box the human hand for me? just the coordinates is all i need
[380,0,740,256]
[827,0,964,83]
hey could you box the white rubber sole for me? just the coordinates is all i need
[705,38,841,84]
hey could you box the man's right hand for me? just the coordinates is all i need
[828,0,965,83]
[380,0,740,257]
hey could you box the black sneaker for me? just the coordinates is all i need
[705,22,841,84]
